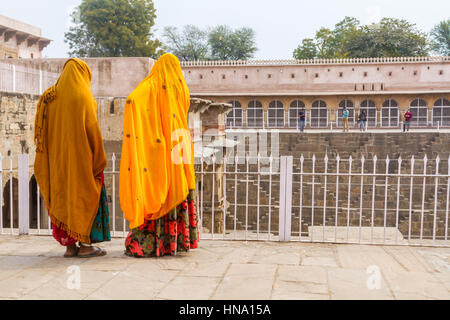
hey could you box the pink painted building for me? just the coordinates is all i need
[182,57,450,128]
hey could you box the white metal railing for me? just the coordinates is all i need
[226,122,449,131]
[181,56,450,67]
[229,108,450,130]
[0,61,59,95]
[1,153,449,247]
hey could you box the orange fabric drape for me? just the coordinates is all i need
[120,53,196,229]
[34,58,106,244]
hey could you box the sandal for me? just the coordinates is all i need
[78,246,107,258]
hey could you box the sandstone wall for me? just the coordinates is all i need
[183,60,450,96]
[0,92,39,156]
[3,57,154,97]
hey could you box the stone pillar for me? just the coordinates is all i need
[190,99,232,234]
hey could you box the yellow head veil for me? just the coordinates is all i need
[120,53,196,229]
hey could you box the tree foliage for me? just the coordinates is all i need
[293,17,431,59]
[292,39,317,60]
[162,25,257,61]
[431,19,450,56]
[162,25,209,61]
[65,0,162,57]
[347,18,430,57]
[208,25,257,60]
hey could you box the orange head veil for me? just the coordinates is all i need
[120,53,196,229]
[34,58,92,152]
[34,58,106,243]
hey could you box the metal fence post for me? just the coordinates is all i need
[112,153,116,237]
[279,156,293,242]
[18,154,29,235]
[263,111,266,129]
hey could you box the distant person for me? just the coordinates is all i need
[34,59,110,258]
[403,108,413,132]
[342,107,349,132]
[359,109,367,132]
[299,109,306,132]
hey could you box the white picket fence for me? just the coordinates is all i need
[1,153,449,247]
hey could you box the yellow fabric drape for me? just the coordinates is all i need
[120,53,196,229]
[34,58,106,244]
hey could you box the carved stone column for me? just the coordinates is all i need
[189,99,232,234]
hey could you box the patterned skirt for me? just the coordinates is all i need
[51,183,111,246]
[125,190,199,258]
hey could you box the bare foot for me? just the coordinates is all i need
[64,244,79,258]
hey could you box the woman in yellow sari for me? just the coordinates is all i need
[120,53,198,257]
[34,58,111,258]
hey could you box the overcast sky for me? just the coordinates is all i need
[2,0,449,59]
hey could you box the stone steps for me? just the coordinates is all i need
[215,132,450,237]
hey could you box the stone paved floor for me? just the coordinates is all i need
[0,235,449,300]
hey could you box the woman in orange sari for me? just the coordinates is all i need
[34,58,111,258]
[120,53,199,257]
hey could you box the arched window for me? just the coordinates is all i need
[381,99,399,127]
[337,100,354,127]
[360,100,377,127]
[268,100,285,128]
[226,100,243,128]
[432,98,450,127]
[410,99,428,127]
[289,100,306,128]
[311,100,328,128]
[247,100,264,128]
[29,175,43,229]
[2,178,18,229]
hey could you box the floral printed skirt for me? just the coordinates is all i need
[125,190,199,258]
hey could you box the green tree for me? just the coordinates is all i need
[331,17,361,58]
[314,27,335,58]
[65,0,162,57]
[208,25,257,60]
[346,18,430,57]
[293,17,430,59]
[293,38,317,59]
[293,17,360,60]
[431,19,450,55]
[162,25,209,61]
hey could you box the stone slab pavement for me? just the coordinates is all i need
[0,235,449,300]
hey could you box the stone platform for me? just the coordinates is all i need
[0,236,448,300]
